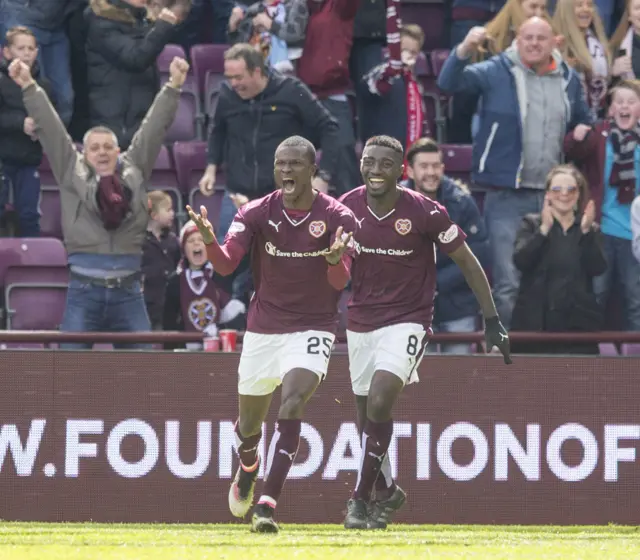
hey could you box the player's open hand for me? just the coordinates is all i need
[321,226,352,266]
[484,316,512,365]
[186,204,215,244]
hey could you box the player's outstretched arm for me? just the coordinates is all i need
[322,226,353,290]
[186,205,246,276]
[448,243,512,364]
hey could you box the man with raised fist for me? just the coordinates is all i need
[10,55,189,349]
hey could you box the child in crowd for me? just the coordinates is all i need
[0,26,52,237]
[163,220,246,349]
[142,191,181,330]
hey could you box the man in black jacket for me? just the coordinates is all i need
[85,0,179,149]
[198,43,341,241]
[0,26,53,236]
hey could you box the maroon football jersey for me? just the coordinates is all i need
[339,186,466,332]
[224,190,357,334]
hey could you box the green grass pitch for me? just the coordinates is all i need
[1,523,640,559]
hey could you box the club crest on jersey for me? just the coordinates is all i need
[395,218,412,236]
[309,220,326,238]
[188,297,217,330]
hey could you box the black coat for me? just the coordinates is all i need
[0,60,53,167]
[85,0,175,149]
[208,71,340,197]
[510,213,607,355]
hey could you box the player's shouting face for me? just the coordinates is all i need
[274,144,317,207]
[360,144,403,199]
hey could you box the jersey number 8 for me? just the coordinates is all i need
[406,334,420,356]
[307,336,333,358]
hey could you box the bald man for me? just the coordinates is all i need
[437,16,592,329]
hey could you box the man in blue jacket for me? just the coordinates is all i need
[402,137,490,353]
[437,17,592,328]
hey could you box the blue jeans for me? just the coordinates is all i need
[60,277,152,350]
[218,191,252,301]
[432,315,477,355]
[593,234,640,331]
[1,21,74,126]
[483,188,545,329]
[1,163,41,237]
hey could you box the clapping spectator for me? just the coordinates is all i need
[511,165,606,354]
[142,191,181,330]
[0,26,52,237]
[85,0,181,149]
[402,138,490,354]
[0,0,74,126]
[438,16,591,328]
[228,0,309,73]
[564,80,640,331]
[9,55,188,348]
[553,0,611,120]
[162,220,246,350]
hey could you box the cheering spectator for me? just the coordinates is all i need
[511,165,606,354]
[365,19,427,154]
[564,80,640,331]
[85,0,180,149]
[9,56,188,348]
[610,0,640,82]
[0,26,52,237]
[198,43,340,239]
[437,16,591,328]
[142,191,181,330]
[227,0,308,73]
[163,220,246,350]
[553,0,611,120]
[297,0,361,195]
[450,0,548,143]
[402,138,489,354]
[0,0,74,126]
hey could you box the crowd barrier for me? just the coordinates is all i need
[1,350,640,525]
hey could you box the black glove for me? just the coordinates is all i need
[484,316,512,364]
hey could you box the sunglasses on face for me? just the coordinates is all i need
[549,185,578,194]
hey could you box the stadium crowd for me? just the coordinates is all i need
[0,0,639,355]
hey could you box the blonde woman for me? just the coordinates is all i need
[553,0,611,119]
[610,0,640,81]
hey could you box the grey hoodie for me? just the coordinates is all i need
[505,46,569,189]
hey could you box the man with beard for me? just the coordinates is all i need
[403,137,490,354]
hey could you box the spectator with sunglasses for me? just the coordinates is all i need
[510,164,606,355]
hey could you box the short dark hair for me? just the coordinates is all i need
[276,135,317,164]
[5,26,36,47]
[224,43,267,75]
[364,135,404,157]
[406,137,441,166]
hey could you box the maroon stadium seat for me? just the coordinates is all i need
[190,44,228,98]
[157,44,187,73]
[4,265,68,330]
[439,144,473,183]
[0,238,67,290]
[40,187,63,238]
[402,2,446,51]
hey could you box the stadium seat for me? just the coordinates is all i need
[149,145,185,228]
[621,344,640,356]
[4,265,68,330]
[205,71,226,122]
[160,77,201,142]
[190,44,228,98]
[402,2,446,51]
[157,44,187,72]
[440,144,473,183]
[429,49,450,77]
[0,238,67,290]
[40,187,63,238]
[599,343,619,356]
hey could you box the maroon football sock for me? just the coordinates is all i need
[259,419,301,508]
[234,420,261,470]
[354,419,394,502]
[374,453,397,500]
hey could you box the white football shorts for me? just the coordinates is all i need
[238,330,336,396]
[347,323,428,396]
